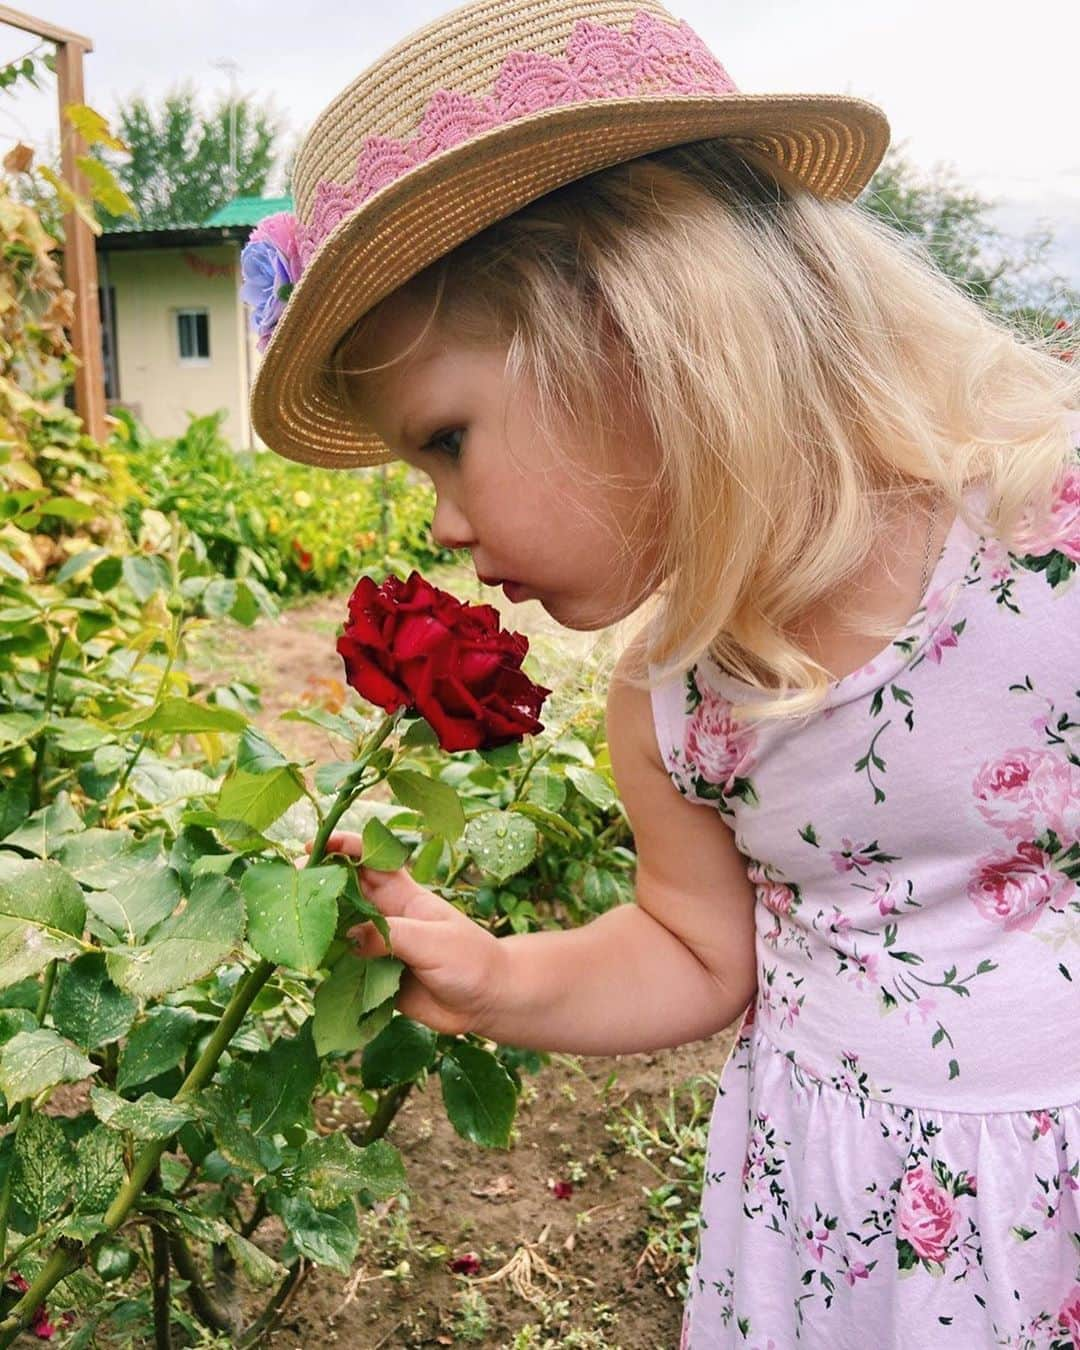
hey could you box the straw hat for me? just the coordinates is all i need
[243,0,890,469]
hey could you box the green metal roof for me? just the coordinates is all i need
[202,195,293,227]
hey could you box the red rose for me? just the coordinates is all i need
[337,571,551,752]
[6,1273,57,1340]
[448,1251,482,1275]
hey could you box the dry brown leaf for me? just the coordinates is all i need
[470,1173,517,1200]
[3,143,33,174]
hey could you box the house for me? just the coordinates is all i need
[95,195,290,448]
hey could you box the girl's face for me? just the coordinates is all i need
[347,291,667,632]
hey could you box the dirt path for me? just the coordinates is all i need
[186,573,735,1348]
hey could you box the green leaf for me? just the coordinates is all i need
[297,1133,406,1209]
[361,1016,437,1090]
[511,800,584,843]
[0,1007,35,1045]
[463,810,538,883]
[182,810,277,857]
[409,836,444,885]
[360,817,410,871]
[72,1126,125,1213]
[281,707,357,741]
[125,698,247,736]
[121,554,170,603]
[524,769,566,812]
[92,555,122,591]
[236,725,291,774]
[199,1087,281,1175]
[241,862,344,974]
[400,716,439,748]
[0,1028,95,1103]
[314,761,356,795]
[225,1228,286,1286]
[229,581,261,627]
[0,712,45,750]
[0,858,85,988]
[116,1005,199,1092]
[92,1239,137,1283]
[11,1112,75,1227]
[83,856,182,944]
[0,792,83,857]
[201,577,237,618]
[50,717,115,753]
[91,1085,195,1141]
[37,496,95,521]
[54,828,139,883]
[583,865,625,913]
[0,549,28,582]
[0,784,30,840]
[55,547,108,583]
[217,766,304,831]
[106,873,245,998]
[277,1193,359,1274]
[478,742,521,770]
[313,954,403,1056]
[439,1041,517,1149]
[240,1020,315,1139]
[51,953,138,1052]
[0,604,41,624]
[387,770,466,842]
[565,764,617,811]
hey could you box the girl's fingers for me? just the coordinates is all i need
[348,913,455,973]
[355,867,454,922]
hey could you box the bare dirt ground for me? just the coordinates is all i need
[176,575,738,1349]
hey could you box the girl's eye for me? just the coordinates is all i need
[424,428,464,459]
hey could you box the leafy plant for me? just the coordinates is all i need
[112,407,456,597]
[0,559,635,1344]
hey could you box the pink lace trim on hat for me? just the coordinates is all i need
[297,9,737,270]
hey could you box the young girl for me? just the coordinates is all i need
[243,0,1080,1343]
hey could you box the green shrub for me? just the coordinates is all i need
[110,408,456,596]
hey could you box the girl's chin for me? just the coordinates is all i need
[541,592,631,632]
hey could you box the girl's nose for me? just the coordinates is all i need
[430,494,474,552]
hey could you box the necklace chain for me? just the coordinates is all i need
[919,496,939,598]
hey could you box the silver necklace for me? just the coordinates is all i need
[919,495,938,598]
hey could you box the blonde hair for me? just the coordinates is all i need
[331,139,1080,723]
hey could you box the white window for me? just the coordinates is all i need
[177,309,210,363]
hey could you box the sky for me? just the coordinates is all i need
[2,1,1077,289]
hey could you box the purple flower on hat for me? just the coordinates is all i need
[240,210,302,351]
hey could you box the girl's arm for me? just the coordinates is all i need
[471,647,757,1054]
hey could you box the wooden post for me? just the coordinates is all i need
[0,8,105,442]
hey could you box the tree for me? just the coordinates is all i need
[861,145,1078,329]
[92,83,282,231]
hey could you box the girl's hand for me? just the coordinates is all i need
[305,831,505,1038]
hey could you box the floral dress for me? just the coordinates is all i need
[648,420,1080,1349]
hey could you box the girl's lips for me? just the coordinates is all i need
[502,581,530,601]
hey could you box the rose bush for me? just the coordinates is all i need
[0,541,637,1343]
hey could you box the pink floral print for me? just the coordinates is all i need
[684,684,758,793]
[967,840,1064,931]
[1013,460,1080,563]
[650,423,1080,1346]
[972,747,1080,842]
[896,1163,969,1266]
